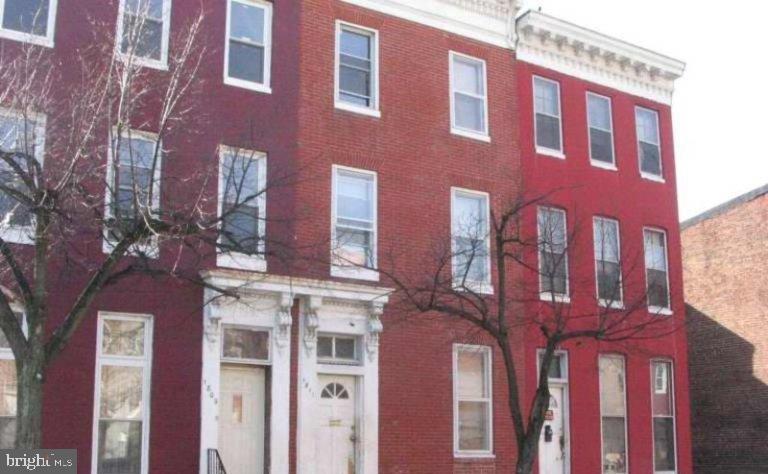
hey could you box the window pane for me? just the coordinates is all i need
[334,338,356,360]
[126,0,163,19]
[636,108,659,144]
[2,0,49,36]
[601,416,627,474]
[458,350,486,398]
[536,113,561,150]
[337,173,373,221]
[100,366,144,419]
[597,261,622,301]
[454,93,485,132]
[539,209,566,257]
[654,417,676,471]
[541,251,568,295]
[222,328,269,361]
[599,357,626,416]
[335,227,373,266]
[230,2,265,44]
[102,320,145,357]
[0,360,16,418]
[98,420,143,474]
[229,42,265,83]
[647,269,670,309]
[317,336,333,358]
[455,236,487,283]
[339,65,371,103]
[644,231,667,271]
[588,95,611,130]
[652,362,673,414]
[590,128,614,163]
[121,15,163,60]
[534,78,559,116]
[458,401,489,451]
[640,141,661,176]
[340,29,370,59]
[453,58,484,95]
[222,153,260,204]
[454,194,487,236]
[594,220,619,263]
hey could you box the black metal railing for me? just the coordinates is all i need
[207,449,227,474]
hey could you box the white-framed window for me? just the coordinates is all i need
[217,146,267,272]
[533,76,564,158]
[116,0,172,70]
[636,107,663,181]
[643,228,671,314]
[334,21,379,117]
[92,313,153,474]
[599,354,628,474]
[594,217,623,307]
[221,325,270,364]
[651,360,677,474]
[331,166,378,281]
[317,334,360,365]
[104,129,162,256]
[224,0,273,93]
[453,344,493,457]
[538,207,569,302]
[0,108,46,245]
[0,310,24,449]
[0,0,58,47]
[449,51,489,141]
[587,93,615,168]
[537,349,568,384]
[451,188,491,292]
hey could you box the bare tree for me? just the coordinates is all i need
[0,6,295,448]
[376,194,681,474]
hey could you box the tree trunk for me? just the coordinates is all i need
[516,435,539,474]
[15,356,45,448]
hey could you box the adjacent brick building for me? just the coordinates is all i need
[0,0,691,473]
[682,184,768,474]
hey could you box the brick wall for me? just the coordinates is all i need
[682,191,768,473]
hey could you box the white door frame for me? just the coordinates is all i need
[537,349,571,474]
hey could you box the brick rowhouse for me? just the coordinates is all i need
[682,185,768,474]
[0,1,690,473]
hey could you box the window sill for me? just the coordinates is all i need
[0,227,34,245]
[536,146,566,160]
[217,253,267,273]
[640,172,666,183]
[454,452,496,460]
[591,160,618,171]
[224,76,272,94]
[118,52,169,71]
[598,299,624,310]
[540,292,570,304]
[451,128,491,143]
[649,306,673,316]
[331,265,380,282]
[334,101,381,118]
[0,29,53,48]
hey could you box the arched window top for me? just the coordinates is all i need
[321,382,349,399]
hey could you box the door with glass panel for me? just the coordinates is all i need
[316,375,357,474]
[599,355,628,474]
[538,352,569,474]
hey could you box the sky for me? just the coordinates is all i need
[519,0,768,221]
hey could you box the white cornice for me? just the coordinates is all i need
[340,0,519,49]
[516,11,686,104]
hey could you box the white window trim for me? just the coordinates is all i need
[593,216,624,309]
[643,227,672,315]
[598,353,629,474]
[316,333,362,366]
[220,324,272,365]
[587,92,616,170]
[635,106,665,182]
[651,359,678,474]
[451,187,493,295]
[223,0,273,94]
[102,128,163,257]
[536,348,569,384]
[533,75,565,159]
[216,145,267,272]
[115,0,172,71]
[453,344,494,458]
[536,349,571,474]
[330,165,379,282]
[91,312,153,474]
[0,0,58,47]
[538,206,569,303]
[0,107,46,245]
[449,51,490,143]
[334,20,380,118]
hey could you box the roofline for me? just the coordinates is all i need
[681,183,768,230]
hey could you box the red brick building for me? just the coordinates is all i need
[682,184,768,474]
[0,1,690,473]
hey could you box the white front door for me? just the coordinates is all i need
[316,374,357,474]
[539,385,568,474]
[219,366,266,474]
